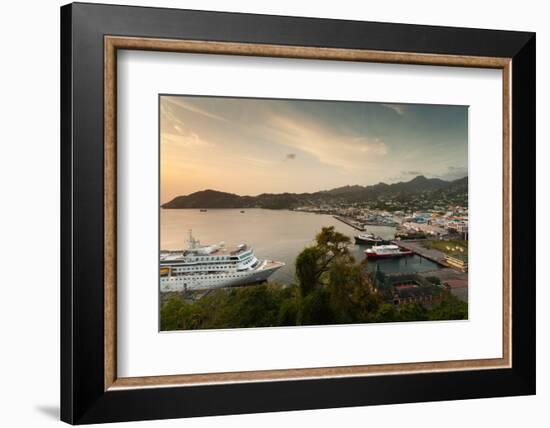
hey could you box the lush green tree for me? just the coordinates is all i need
[349,278,383,323]
[428,295,468,320]
[373,303,399,323]
[295,246,325,297]
[398,302,429,322]
[300,289,333,325]
[277,296,300,326]
[160,297,186,331]
[230,285,281,327]
[326,260,356,322]
[315,226,352,260]
[295,226,353,298]
[326,260,375,323]
[160,296,208,330]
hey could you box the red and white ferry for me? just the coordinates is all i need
[364,244,413,259]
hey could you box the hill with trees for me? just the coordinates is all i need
[161,175,468,210]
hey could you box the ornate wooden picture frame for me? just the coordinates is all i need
[61,2,535,424]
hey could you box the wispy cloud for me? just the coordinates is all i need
[266,114,387,170]
[163,96,230,123]
[160,100,187,131]
[434,166,468,180]
[163,131,211,148]
[356,137,387,155]
[383,103,407,116]
[240,156,274,167]
[161,104,212,148]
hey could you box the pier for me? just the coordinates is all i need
[333,215,364,231]
[391,240,446,266]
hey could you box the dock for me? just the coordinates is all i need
[391,240,446,266]
[332,215,364,231]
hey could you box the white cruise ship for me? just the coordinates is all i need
[160,231,285,292]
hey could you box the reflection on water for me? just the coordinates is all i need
[160,208,438,284]
[361,251,440,274]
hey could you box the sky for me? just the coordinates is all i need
[160,95,468,203]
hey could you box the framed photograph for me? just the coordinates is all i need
[61,2,535,424]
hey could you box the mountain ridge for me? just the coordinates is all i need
[162,175,468,210]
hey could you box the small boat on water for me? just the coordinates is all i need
[365,244,413,259]
[200,209,207,212]
[354,233,385,246]
[240,210,245,213]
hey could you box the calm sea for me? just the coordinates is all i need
[160,208,440,284]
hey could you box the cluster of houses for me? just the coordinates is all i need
[294,204,469,241]
[398,208,468,240]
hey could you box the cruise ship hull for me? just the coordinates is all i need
[160,260,284,292]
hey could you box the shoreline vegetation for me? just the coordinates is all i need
[161,227,467,331]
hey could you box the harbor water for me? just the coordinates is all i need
[161,208,440,285]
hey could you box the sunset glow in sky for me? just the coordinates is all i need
[160,95,468,203]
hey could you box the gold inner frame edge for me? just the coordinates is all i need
[104,36,512,391]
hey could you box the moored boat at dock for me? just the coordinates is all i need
[365,244,413,259]
[354,233,385,246]
[160,231,285,292]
